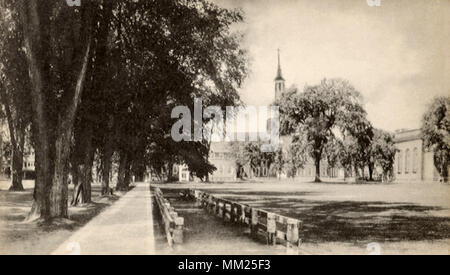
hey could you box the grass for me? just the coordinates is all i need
[155,180,450,254]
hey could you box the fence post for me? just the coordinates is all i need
[267,213,276,246]
[286,218,299,254]
[225,203,232,222]
[173,217,184,244]
[241,205,248,224]
[211,197,216,214]
[251,208,258,238]
[218,201,224,218]
[194,190,201,207]
[202,194,207,208]
[232,204,238,223]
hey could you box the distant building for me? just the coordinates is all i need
[22,147,35,179]
[393,128,445,182]
[208,142,237,182]
[179,142,237,182]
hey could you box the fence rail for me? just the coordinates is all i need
[187,189,303,254]
[153,187,184,247]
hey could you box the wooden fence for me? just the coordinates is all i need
[153,187,184,247]
[188,189,303,254]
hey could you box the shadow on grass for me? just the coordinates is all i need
[258,199,450,243]
[159,187,450,244]
[0,186,123,254]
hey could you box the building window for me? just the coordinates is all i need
[397,151,402,174]
[405,149,410,174]
[413,148,418,174]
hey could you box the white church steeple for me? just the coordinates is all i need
[274,49,285,101]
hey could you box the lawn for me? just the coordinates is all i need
[0,181,124,255]
[156,180,450,254]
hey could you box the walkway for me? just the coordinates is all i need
[52,182,155,255]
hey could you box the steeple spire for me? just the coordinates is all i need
[275,48,284,81]
[274,49,286,101]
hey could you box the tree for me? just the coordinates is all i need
[285,136,308,178]
[232,141,275,178]
[1,0,246,221]
[422,96,450,182]
[324,137,342,170]
[370,129,396,182]
[348,122,374,180]
[272,147,285,179]
[0,2,32,191]
[339,135,358,179]
[279,78,371,182]
[126,0,247,182]
[18,0,96,220]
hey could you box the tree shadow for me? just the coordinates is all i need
[268,200,450,243]
[160,188,450,244]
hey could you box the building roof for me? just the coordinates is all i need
[394,129,422,143]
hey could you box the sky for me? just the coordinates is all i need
[213,0,450,132]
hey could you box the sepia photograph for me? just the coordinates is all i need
[0,0,449,260]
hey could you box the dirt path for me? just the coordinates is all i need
[52,182,155,255]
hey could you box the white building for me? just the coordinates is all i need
[393,129,443,182]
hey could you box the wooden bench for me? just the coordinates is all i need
[190,189,303,254]
[153,187,184,247]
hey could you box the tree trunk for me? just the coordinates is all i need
[0,83,26,192]
[9,137,25,191]
[368,163,374,181]
[81,149,94,203]
[354,163,360,179]
[167,161,174,182]
[101,149,113,195]
[71,164,82,206]
[27,130,52,221]
[21,0,92,220]
[82,165,92,203]
[314,156,321,183]
[49,132,71,218]
[116,151,129,191]
[123,162,132,190]
[343,167,350,180]
[441,162,448,183]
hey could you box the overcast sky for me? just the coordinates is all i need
[214,0,449,132]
